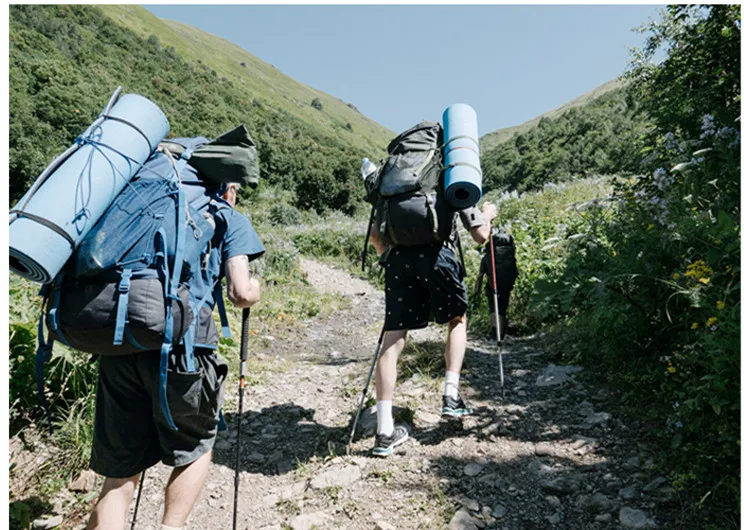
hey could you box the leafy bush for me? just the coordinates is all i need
[269,203,301,226]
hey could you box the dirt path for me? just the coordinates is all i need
[66,258,668,530]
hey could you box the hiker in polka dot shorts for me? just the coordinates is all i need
[368,201,497,456]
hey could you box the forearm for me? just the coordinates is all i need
[226,255,261,308]
[369,223,386,255]
[470,224,491,245]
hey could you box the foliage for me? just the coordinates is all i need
[268,202,301,226]
[530,6,740,523]
[481,88,648,192]
[8,5,372,213]
[462,179,615,337]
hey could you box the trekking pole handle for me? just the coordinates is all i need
[240,308,250,363]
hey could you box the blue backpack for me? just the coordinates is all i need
[36,137,242,430]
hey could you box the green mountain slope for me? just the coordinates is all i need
[480,79,623,151]
[480,82,648,192]
[9,5,392,213]
[99,5,393,154]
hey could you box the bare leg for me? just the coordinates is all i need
[87,474,140,530]
[445,315,467,373]
[161,450,212,527]
[375,330,407,401]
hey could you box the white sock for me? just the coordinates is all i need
[161,525,183,530]
[444,371,460,399]
[376,400,394,436]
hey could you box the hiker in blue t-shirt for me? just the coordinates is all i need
[86,183,264,530]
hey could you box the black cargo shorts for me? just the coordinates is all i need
[383,245,467,331]
[89,347,228,478]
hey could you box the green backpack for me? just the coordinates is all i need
[363,121,454,263]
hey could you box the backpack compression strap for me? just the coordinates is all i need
[154,149,194,431]
[113,269,133,346]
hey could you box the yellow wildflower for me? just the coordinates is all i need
[716,301,725,310]
[691,322,699,330]
[668,366,676,374]
[672,273,680,280]
[685,260,713,281]
[699,277,710,285]
[706,317,718,328]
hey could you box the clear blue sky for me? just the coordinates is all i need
[145,4,662,135]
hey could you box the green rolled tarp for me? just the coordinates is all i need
[161,124,259,188]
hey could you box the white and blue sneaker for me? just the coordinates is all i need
[372,425,409,457]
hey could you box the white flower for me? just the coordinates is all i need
[671,162,694,172]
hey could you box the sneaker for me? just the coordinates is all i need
[442,395,474,418]
[372,425,409,457]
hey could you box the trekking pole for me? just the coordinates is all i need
[130,470,145,530]
[488,231,506,399]
[233,308,250,530]
[348,327,386,450]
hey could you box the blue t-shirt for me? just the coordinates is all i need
[190,204,265,313]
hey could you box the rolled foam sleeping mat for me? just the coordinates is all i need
[443,103,482,210]
[9,91,170,284]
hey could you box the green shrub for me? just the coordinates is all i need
[269,203,301,226]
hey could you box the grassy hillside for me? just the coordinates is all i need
[480,79,623,151]
[99,5,393,154]
[480,85,647,192]
[9,5,390,213]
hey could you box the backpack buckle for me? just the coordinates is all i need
[118,269,133,293]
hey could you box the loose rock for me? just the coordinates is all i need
[545,495,561,508]
[620,486,639,500]
[463,463,484,477]
[491,504,506,519]
[535,364,582,386]
[620,507,657,529]
[32,515,64,530]
[310,464,361,489]
[447,508,478,530]
[290,511,331,530]
[583,412,612,426]
[68,469,96,492]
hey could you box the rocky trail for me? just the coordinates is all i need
[23,258,672,530]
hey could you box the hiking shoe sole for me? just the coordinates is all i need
[441,407,473,418]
